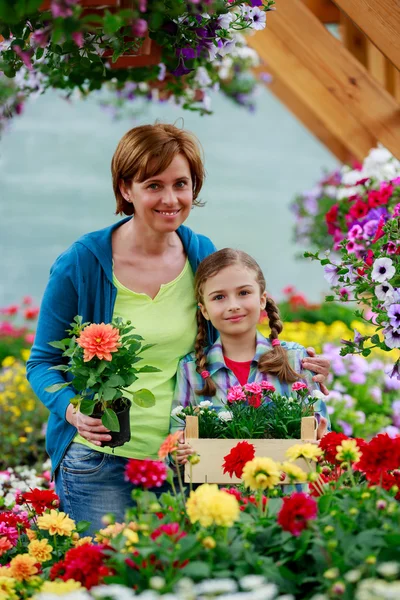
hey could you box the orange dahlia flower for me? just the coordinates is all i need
[77,323,121,362]
[158,431,182,459]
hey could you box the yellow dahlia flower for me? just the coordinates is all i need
[336,439,362,464]
[0,577,17,600]
[34,579,83,596]
[242,457,281,491]
[9,554,38,581]
[280,461,307,483]
[286,443,323,462]
[28,539,53,563]
[37,510,75,536]
[186,484,240,527]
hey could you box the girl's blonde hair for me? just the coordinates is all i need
[111,123,205,215]
[194,249,300,396]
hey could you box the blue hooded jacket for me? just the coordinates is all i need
[26,218,217,474]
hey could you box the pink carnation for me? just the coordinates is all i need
[292,382,308,391]
[244,382,262,395]
[260,381,276,393]
[227,385,246,404]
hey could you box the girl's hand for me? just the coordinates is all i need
[66,404,111,446]
[176,431,194,465]
[302,347,331,395]
[316,416,328,440]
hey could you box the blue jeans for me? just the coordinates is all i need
[55,443,170,536]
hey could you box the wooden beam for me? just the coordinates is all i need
[386,63,400,104]
[366,39,388,87]
[257,67,354,162]
[332,0,400,71]
[302,0,340,24]
[340,12,367,67]
[249,0,400,159]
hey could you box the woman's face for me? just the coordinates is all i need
[122,153,193,234]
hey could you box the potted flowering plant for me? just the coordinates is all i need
[171,382,322,484]
[45,315,158,447]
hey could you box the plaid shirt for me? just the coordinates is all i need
[172,331,329,424]
[172,332,330,493]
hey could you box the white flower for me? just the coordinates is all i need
[324,263,340,286]
[171,406,185,418]
[336,185,360,200]
[195,66,212,87]
[195,578,237,595]
[248,7,267,30]
[377,562,399,578]
[199,400,213,409]
[309,390,325,400]
[344,570,362,583]
[218,37,238,57]
[341,168,363,186]
[218,410,233,422]
[149,576,166,590]
[217,12,234,29]
[92,584,136,600]
[240,575,267,590]
[371,258,395,283]
[375,282,394,301]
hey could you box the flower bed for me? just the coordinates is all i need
[0,432,399,599]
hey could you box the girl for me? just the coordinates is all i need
[172,248,329,464]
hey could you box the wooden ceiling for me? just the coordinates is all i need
[249,0,400,162]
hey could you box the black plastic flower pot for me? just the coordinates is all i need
[93,398,132,448]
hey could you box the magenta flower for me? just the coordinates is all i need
[227,385,246,403]
[292,382,308,392]
[260,381,276,393]
[244,382,262,395]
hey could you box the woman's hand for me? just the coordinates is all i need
[66,404,112,447]
[175,431,194,465]
[302,347,331,395]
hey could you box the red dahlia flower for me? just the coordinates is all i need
[125,459,167,489]
[277,493,318,536]
[319,432,349,465]
[20,489,59,515]
[356,434,400,479]
[222,441,256,478]
[49,543,111,589]
[150,522,186,542]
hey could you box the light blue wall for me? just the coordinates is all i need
[0,87,338,306]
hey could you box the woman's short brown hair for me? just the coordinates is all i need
[111,123,205,215]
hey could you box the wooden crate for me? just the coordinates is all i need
[184,415,317,484]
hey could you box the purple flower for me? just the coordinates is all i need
[349,371,366,385]
[383,324,400,349]
[362,219,379,239]
[250,0,263,5]
[370,386,382,404]
[388,304,400,330]
[131,19,148,37]
[31,29,49,48]
[338,420,353,436]
[171,58,193,77]
[324,263,340,286]
[249,7,267,30]
[389,359,400,381]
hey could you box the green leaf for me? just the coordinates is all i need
[75,520,91,534]
[102,408,120,432]
[49,364,69,372]
[102,386,118,402]
[45,382,71,393]
[132,388,156,408]
[137,365,161,373]
[48,340,68,350]
[362,348,371,357]
[108,374,125,387]
[80,399,96,416]
[370,334,380,344]
[181,561,210,579]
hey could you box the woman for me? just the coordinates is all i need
[27,123,329,534]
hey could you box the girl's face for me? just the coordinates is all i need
[120,153,193,234]
[199,265,267,337]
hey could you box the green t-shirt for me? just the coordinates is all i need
[74,259,197,459]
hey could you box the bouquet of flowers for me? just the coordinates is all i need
[46,316,158,434]
[172,382,322,440]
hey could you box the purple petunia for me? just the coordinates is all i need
[387,304,400,329]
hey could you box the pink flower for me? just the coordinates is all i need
[244,382,262,395]
[125,459,167,489]
[131,18,148,37]
[227,385,246,404]
[24,307,39,320]
[72,31,84,48]
[348,224,363,241]
[25,333,35,344]
[22,296,32,305]
[13,46,33,70]
[292,382,308,392]
[150,522,186,542]
[0,305,19,316]
[260,381,276,393]
[77,323,121,362]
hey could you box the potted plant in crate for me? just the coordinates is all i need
[172,382,323,484]
[46,316,159,447]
